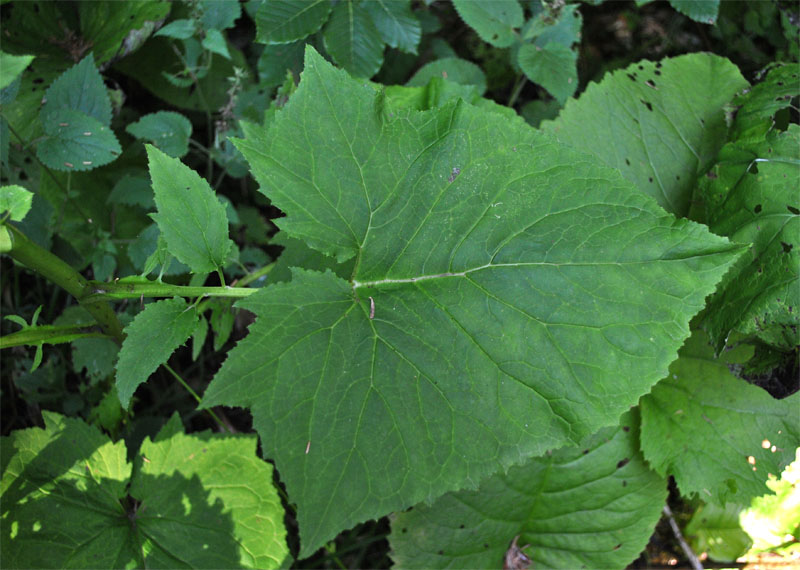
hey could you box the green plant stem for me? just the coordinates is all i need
[162,363,229,432]
[507,75,528,108]
[82,279,258,303]
[5,224,125,343]
[0,324,110,349]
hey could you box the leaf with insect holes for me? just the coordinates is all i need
[202,47,745,556]
[390,412,666,569]
[115,297,198,407]
[639,330,800,506]
[36,108,121,172]
[0,412,289,569]
[543,53,748,216]
[147,145,234,273]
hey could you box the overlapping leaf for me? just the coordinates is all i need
[0,413,288,568]
[544,54,748,216]
[255,0,332,44]
[116,297,198,407]
[127,111,192,157]
[452,0,522,48]
[147,145,234,273]
[390,412,667,569]
[639,331,800,506]
[202,47,744,555]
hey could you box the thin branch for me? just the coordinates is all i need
[663,504,703,570]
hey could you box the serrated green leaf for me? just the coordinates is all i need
[36,108,121,171]
[390,412,667,569]
[452,0,523,48]
[522,3,581,46]
[518,41,577,104]
[1,412,288,569]
[639,330,800,506]
[685,502,752,562]
[207,47,745,555]
[40,53,112,127]
[268,231,354,284]
[127,111,192,157]
[255,0,332,44]
[146,145,234,273]
[107,174,155,208]
[258,41,305,86]
[0,52,34,90]
[669,0,719,24]
[544,54,749,216]
[131,422,289,568]
[200,0,241,31]
[72,337,119,380]
[406,57,487,94]
[115,297,198,407]
[128,223,191,276]
[0,184,33,221]
[192,315,209,360]
[700,126,799,351]
[361,0,420,54]
[323,0,384,78]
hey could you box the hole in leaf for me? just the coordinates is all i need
[438,550,444,555]
[645,79,656,88]
[459,524,465,529]
[754,204,762,214]
[625,158,630,166]
[656,62,662,69]
[622,425,630,432]
[749,163,759,174]
[655,69,661,76]
[614,544,622,550]
[616,458,629,469]
[640,99,653,111]
[622,480,628,487]
[648,177,653,183]
[582,449,589,454]
[788,205,800,215]
[781,242,793,253]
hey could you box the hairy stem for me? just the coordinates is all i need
[6,224,125,343]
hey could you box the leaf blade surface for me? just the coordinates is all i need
[209,47,746,555]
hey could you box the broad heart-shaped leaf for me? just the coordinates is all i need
[116,297,198,407]
[1,412,289,569]
[361,0,421,54]
[452,0,523,48]
[700,126,799,351]
[36,108,121,171]
[39,53,112,127]
[255,0,332,44]
[639,330,800,506]
[543,54,748,217]
[126,111,192,157]
[390,412,667,569]
[406,57,487,95]
[685,502,752,562]
[147,144,234,273]
[205,47,745,556]
[323,0,384,78]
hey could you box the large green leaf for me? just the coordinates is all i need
[0,412,288,569]
[639,330,800,506]
[255,0,332,44]
[147,145,234,273]
[0,185,33,221]
[390,412,667,569]
[452,0,523,48]
[669,0,719,25]
[116,297,198,407]
[544,54,748,216]
[517,41,577,104]
[406,57,487,94]
[204,47,744,555]
[323,0,384,78]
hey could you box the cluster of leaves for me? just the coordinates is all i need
[1,1,798,568]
